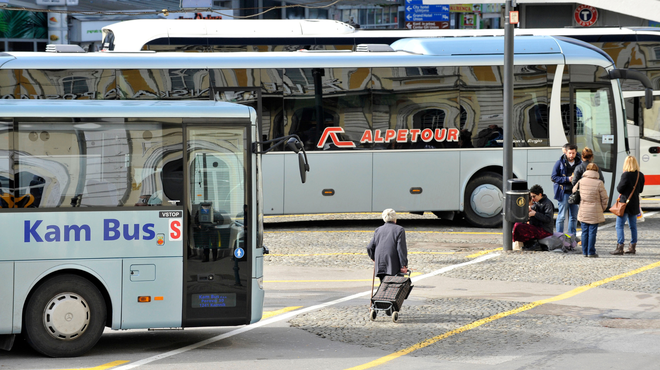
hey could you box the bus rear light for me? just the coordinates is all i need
[649,147,660,154]
[322,189,335,196]
[138,296,151,303]
[410,187,423,194]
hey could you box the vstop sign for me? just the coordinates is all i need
[575,5,598,27]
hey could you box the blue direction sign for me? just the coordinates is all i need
[405,1,449,23]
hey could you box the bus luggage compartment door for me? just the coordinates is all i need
[121,257,182,329]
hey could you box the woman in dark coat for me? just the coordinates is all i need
[367,209,408,281]
[610,156,645,255]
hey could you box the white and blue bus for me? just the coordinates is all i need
[0,99,304,356]
[0,35,652,228]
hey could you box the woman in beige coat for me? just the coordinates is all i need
[576,163,609,257]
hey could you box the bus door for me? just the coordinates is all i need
[570,84,617,194]
[183,125,251,327]
[625,94,660,196]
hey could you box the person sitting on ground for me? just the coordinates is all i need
[512,184,554,246]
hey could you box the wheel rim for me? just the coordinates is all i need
[43,292,90,340]
[470,184,503,218]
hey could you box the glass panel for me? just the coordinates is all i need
[642,96,660,141]
[21,69,115,100]
[0,119,11,208]
[512,65,549,147]
[461,66,503,147]
[283,67,372,151]
[371,66,462,149]
[574,87,615,171]
[118,69,210,99]
[186,125,248,323]
[10,118,182,208]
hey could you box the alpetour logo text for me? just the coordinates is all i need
[317,127,460,148]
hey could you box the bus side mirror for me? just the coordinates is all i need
[253,134,310,184]
[646,88,654,110]
[298,152,307,183]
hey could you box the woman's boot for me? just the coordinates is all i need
[624,243,637,255]
[610,243,625,255]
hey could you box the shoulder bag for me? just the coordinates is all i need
[609,172,640,217]
[568,182,581,204]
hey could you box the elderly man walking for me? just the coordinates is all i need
[367,209,408,282]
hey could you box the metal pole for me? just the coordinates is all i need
[502,0,514,251]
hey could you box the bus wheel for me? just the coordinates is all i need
[464,172,503,228]
[24,275,106,357]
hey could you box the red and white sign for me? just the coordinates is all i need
[574,5,598,27]
[509,11,519,25]
[169,219,182,241]
[317,127,459,148]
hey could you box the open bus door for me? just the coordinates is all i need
[624,91,660,197]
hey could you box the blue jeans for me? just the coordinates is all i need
[556,193,578,235]
[581,223,598,256]
[616,213,638,245]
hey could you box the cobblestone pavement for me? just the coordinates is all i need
[264,209,660,362]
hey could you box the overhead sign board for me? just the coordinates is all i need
[405,0,449,24]
[406,21,450,30]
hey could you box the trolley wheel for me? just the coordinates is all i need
[392,311,399,323]
[24,275,107,357]
[370,309,377,321]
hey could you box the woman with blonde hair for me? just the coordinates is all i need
[576,163,609,257]
[610,156,645,255]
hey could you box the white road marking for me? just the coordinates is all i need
[112,252,501,369]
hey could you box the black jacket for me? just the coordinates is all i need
[616,171,645,215]
[367,222,408,276]
[530,194,554,234]
[572,161,604,186]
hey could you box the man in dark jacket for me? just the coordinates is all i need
[551,143,582,235]
[367,209,408,282]
[512,184,554,244]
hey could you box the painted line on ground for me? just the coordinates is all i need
[265,272,423,284]
[111,252,500,370]
[344,259,660,370]
[267,251,456,257]
[58,361,130,370]
[265,230,502,235]
[261,306,303,320]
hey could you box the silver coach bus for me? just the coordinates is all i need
[0,35,652,227]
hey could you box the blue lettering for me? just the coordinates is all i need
[65,224,91,241]
[24,220,43,242]
[124,223,139,240]
[104,219,121,240]
[45,225,61,242]
[142,223,155,240]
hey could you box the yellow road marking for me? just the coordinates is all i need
[265,272,423,284]
[345,259,660,370]
[466,247,503,258]
[267,251,455,257]
[262,306,302,320]
[59,361,130,370]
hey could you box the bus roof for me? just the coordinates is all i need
[101,18,660,52]
[102,19,355,52]
[0,100,255,118]
[2,36,611,69]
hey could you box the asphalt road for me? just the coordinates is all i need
[3,207,660,369]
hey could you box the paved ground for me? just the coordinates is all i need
[263,203,660,368]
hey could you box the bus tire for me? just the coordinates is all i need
[463,172,503,228]
[24,275,106,357]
